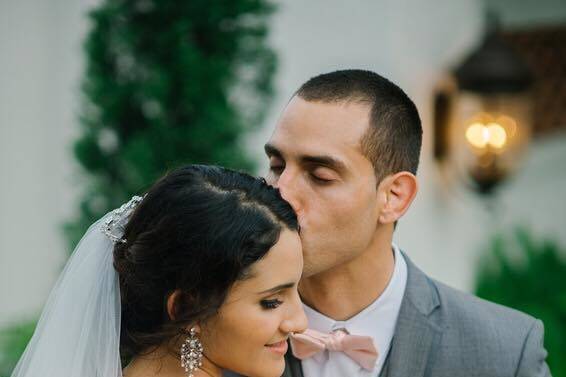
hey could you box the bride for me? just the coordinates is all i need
[11,164,307,377]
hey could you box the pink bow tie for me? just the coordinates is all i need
[289,329,378,370]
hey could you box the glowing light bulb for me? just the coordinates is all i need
[465,123,489,148]
[486,123,507,149]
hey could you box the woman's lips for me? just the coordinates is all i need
[265,339,288,355]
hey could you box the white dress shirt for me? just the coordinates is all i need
[299,244,407,377]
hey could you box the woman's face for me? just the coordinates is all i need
[200,228,307,377]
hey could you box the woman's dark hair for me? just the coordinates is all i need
[113,165,298,360]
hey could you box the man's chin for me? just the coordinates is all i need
[301,257,338,278]
[300,263,319,279]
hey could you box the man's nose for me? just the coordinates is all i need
[277,169,301,214]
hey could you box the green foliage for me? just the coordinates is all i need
[475,228,566,376]
[66,0,278,249]
[0,321,35,377]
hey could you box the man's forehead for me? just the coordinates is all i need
[270,97,370,157]
[272,97,370,146]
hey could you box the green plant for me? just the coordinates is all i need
[0,321,35,377]
[475,228,566,376]
[66,0,277,249]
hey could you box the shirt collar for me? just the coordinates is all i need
[301,244,408,368]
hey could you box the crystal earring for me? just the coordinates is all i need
[180,327,203,377]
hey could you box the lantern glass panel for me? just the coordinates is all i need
[449,91,532,192]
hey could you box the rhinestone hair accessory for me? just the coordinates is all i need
[100,195,144,244]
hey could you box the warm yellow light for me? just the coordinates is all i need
[465,122,489,148]
[497,115,517,138]
[465,121,508,150]
[486,122,507,149]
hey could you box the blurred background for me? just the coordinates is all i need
[1,0,565,375]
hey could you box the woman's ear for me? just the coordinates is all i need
[167,291,202,334]
[377,171,418,224]
[166,289,183,320]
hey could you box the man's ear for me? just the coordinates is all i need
[377,172,418,224]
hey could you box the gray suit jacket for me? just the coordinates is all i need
[280,253,551,377]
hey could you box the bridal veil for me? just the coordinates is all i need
[10,198,140,377]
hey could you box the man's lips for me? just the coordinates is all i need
[265,339,288,355]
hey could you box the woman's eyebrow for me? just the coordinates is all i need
[257,282,295,295]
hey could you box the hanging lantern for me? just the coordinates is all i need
[434,19,534,195]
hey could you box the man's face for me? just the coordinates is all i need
[265,96,382,277]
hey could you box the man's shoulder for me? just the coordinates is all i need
[419,277,549,375]
[425,275,542,366]
[401,252,537,339]
[431,277,536,332]
[397,254,550,375]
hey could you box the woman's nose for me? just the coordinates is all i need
[281,294,308,335]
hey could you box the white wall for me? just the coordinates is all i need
[1,0,565,327]
[0,0,92,326]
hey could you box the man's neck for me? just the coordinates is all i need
[299,232,395,321]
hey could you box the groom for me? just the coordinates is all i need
[263,70,551,377]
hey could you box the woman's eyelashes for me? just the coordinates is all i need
[260,298,283,310]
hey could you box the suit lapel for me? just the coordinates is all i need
[383,253,443,377]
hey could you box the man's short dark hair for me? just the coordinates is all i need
[295,69,422,182]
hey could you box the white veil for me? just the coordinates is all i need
[11,197,141,377]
